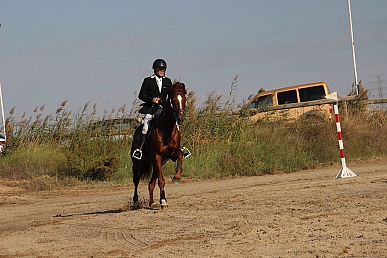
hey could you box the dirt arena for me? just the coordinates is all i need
[1,158,386,257]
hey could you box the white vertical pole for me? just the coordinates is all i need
[348,0,359,95]
[0,83,5,139]
[0,24,5,140]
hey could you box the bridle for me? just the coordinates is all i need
[172,106,185,118]
[167,91,186,121]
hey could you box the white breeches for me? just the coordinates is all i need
[142,114,153,134]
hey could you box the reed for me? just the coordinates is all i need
[1,89,386,189]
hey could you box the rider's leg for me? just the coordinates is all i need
[132,114,153,160]
[142,113,153,134]
[153,105,163,118]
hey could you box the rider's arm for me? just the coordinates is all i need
[138,78,156,105]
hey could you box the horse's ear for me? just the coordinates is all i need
[181,83,187,94]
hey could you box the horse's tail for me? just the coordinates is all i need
[139,160,152,179]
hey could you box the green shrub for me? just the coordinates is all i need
[0,143,68,179]
[1,90,387,188]
[85,155,120,181]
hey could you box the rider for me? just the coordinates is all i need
[132,59,172,160]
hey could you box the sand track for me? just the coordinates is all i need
[1,159,387,257]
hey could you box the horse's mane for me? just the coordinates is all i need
[171,80,187,94]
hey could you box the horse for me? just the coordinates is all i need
[131,81,187,209]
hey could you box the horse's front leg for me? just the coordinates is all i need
[172,149,184,184]
[153,155,168,209]
[148,168,158,208]
[169,130,184,184]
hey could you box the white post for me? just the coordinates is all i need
[325,93,357,178]
[333,104,357,178]
[348,0,359,95]
[0,83,5,139]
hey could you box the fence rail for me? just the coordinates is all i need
[365,98,387,105]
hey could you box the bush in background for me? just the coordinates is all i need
[1,89,387,189]
[1,101,134,183]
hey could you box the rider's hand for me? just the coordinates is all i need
[152,97,161,104]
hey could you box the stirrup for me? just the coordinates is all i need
[132,149,143,160]
[181,147,191,158]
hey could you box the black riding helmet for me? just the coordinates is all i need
[152,59,167,70]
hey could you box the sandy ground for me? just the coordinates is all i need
[0,159,387,258]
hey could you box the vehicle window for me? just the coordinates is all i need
[277,90,297,105]
[250,94,272,108]
[257,94,272,108]
[299,85,326,102]
[247,102,255,109]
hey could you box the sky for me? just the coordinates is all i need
[1,0,387,120]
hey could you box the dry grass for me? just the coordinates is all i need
[1,90,386,190]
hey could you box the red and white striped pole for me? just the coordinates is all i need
[333,104,357,178]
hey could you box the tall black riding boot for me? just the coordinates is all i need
[132,133,146,160]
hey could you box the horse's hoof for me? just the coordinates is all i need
[172,177,181,184]
[160,199,168,210]
[150,203,160,210]
[131,201,141,210]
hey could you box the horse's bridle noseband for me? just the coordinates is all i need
[172,108,185,118]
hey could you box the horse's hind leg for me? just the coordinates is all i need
[132,161,141,209]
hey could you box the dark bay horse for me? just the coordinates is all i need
[131,81,187,209]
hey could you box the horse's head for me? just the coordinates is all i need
[167,81,187,124]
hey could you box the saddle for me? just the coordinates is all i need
[132,120,191,160]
